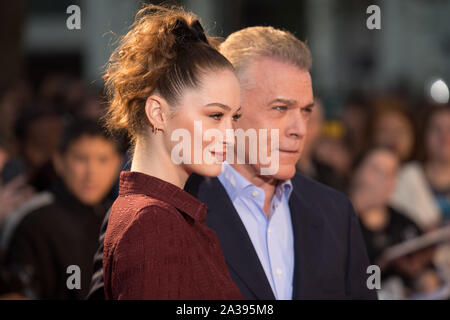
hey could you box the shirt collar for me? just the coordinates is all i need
[118,170,207,222]
[218,162,253,201]
[219,162,293,202]
[277,179,293,201]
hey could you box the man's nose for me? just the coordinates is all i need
[286,112,307,139]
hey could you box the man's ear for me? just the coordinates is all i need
[144,95,168,131]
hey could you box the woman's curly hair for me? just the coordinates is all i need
[103,4,233,141]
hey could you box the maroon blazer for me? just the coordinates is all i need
[103,171,243,300]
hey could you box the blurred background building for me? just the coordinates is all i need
[2,0,450,113]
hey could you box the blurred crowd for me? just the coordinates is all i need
[0,75,127,299]
[0,74,449,299]
[297,93,450,299]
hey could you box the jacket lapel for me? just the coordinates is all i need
[188,175,276,300]
[289,175,325,299]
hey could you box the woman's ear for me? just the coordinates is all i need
[144,95,167,132]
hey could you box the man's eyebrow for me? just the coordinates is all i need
[268,98,297,106]
[268,99,315,109]
[204,103,231,111]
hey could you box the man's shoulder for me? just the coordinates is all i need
[188,172,351,208]
[289,172,355,229]
[291,172,350,206]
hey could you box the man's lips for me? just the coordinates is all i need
[278,149,300,154]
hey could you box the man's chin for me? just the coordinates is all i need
[259,164,297,181]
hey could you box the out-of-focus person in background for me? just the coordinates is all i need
[377,235,448,300]
[389,104,450,287]
[297,93,377,194]
[0,82,33,155]
[38,74,106,121]
[0,82,36,228]
[369,97,416,164]
[340,93,372,165]
[0,72,111,230]
[309,119,353,192]
[422,106,450,223]
[0,103,64,230]
[350,148,422,263]
[349,148,448,299]
[390,105,450,231]
[0,118,122,299]
[10,104,64,192]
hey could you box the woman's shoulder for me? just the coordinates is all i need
[106,193,185,245]
[114,192,176,217]
[397,161,425,180]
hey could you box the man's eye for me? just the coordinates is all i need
[232,113,242,121]
[209,112,224,120]
[273,106,287,112]
[303,107,313,114]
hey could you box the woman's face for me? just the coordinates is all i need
[373,111,414,162]
[426,110,450,163]
[163,68,241,177]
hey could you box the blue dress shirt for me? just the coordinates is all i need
[218,162,294,300]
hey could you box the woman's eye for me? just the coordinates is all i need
[209,112,224,120]
[273,106,287,112]
[232,113,242,121]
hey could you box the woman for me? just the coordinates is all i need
[369,101,416,164]
[390,105,450,230]
[102,5,243,299]
[349,148,422,263]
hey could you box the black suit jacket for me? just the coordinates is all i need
[87,173,377,300]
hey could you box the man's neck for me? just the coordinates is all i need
[230,163,279,219]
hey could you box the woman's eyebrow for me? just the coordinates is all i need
[204,103,231,111]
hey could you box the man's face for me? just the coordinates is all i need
[235,57,314,180]
[54,135,122,205]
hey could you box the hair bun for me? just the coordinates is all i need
[172,19,209,46]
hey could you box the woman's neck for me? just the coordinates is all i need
[130,137,189,189]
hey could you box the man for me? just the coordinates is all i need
[1,118,123,299]
[88,26,376,300]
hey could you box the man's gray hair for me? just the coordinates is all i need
[219,26,312,77]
